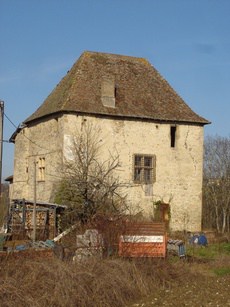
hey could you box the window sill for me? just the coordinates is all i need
[133,181,153,185]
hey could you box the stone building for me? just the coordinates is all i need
[10,51,209,231]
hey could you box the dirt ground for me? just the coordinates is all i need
[131,259,230,307]
[133,275,230,306]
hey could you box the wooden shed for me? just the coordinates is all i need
[7,199,66,240]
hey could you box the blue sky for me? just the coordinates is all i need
[1,0,230,179]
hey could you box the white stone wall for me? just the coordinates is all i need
[12,114,204,232]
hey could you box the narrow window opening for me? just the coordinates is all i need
[170,126,176,148]
[114,85,117,98]
[38,157,45,181]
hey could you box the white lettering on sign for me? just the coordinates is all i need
[120,235,164,243]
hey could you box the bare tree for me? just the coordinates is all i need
[55,122,126,225]
[203,135,230,233]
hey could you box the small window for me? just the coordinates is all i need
[170,126,176,148]
[38,157,45,181]
[133,155,156,184]
[114,85,117,99]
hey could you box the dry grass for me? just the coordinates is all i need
[0,193,9,227]
[0,255,189,307]
[1,242,229,307]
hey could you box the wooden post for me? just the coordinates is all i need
[53,207,57,238]
[22,198,26,236]
[32,161,37,241]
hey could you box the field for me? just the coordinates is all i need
[131,243,230,306]
[0,242,229,307]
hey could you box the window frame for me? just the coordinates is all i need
[133,154,156,184]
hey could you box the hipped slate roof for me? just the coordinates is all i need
[24,51,209,125]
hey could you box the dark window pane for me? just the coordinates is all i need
[171,126,176,147]
[135,156,142,166]
[144,157,152,167]
[134,168,142,181]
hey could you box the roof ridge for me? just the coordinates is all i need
[82,50,150,65]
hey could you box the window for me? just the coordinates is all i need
[133,155,156,184]
[170,126,176,148]
[38,157,45,181]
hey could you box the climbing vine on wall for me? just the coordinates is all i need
[153,200,171,223]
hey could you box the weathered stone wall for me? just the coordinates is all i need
[11,127,30,199]
[12,114,204,232]
[12,118,62,202]
[62,114,204,232]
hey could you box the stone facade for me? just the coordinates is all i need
[12,113,204,232]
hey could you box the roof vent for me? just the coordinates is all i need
[101,77,116,108]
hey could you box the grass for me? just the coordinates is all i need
[0,254,191,307]
[0,240,229,306]
[0,195,8,227]
[186,242,230,260]
[212,267,230,276]
[185,242,230,279]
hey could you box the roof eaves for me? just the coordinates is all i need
[9,123,26,143]
[23,109,210,126]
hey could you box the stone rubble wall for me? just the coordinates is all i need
[12,114,204,232]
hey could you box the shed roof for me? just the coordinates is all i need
[24,51,209,125]
[13,199,67,209]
